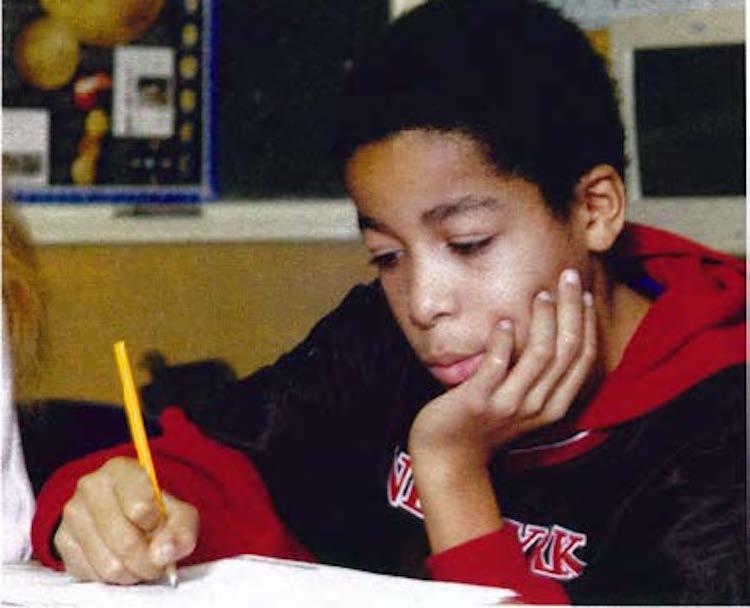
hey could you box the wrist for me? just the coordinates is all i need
[408,435,491,478]
[410,453,503,554]
[408,408,494,467]
[410,448,495,512]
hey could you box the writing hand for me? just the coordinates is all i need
[54,456,198,584]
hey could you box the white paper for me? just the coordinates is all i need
[2,556,516,607]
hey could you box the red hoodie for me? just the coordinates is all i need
[31,224,746,604]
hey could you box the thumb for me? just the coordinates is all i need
[148,493,199,566]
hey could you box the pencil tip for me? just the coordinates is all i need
[167,565,178,588]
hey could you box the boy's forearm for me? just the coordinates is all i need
[410,451,503,554]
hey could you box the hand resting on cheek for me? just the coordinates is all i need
[408,267,597,471]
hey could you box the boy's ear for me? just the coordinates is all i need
[572,164,626,253]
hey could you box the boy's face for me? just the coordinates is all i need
[346,129,590,387]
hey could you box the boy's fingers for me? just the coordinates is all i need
[62,498,140,585]
[493,291,556,415]
[107,458,162,532]
[54,523,98,582]
[82,478,163,581]
[520,271,584,416]
[543,291,597,423]
[468,319,514,412]
[148,493,199,566]
[554,269,584,365]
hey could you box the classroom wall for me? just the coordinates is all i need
[19,241,374,405]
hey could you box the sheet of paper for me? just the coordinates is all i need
[2,556,516,607]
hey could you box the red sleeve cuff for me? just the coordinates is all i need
[427,526,569,605]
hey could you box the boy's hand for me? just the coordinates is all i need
[54,456,199,585]
[409,268,596,471]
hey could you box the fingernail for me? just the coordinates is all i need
[537,290,552,302]
[583,291,594,306]
[499,319,513,331]
[152,542,175,566]
[562,268,580,285]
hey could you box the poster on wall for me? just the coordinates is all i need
[2,0,215,203]
[112,46,176,140]
[2,108,50,187]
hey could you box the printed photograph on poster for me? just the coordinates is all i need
[113,46,175,139]
[2,109,50,187]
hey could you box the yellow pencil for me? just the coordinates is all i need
[113,340,178,587]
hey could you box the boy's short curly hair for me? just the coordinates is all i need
[337,0,625,216]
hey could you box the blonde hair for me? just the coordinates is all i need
[2,204,46,386]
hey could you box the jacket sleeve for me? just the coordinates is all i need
[426,526,570,604]
[31,408,314,569]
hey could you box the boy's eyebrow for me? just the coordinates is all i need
[357,196,501,233]
[357,213,382,232]
[423,196,501,224]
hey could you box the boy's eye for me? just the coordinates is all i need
[369,250,402,270]
[448,236,495,256]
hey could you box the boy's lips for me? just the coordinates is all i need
[426,352,485,386]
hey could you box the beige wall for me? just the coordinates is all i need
[20,241,374,404]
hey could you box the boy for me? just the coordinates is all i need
[31,0,746,603]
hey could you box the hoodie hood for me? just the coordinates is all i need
[504,223,745,470]
[574,222,746,430]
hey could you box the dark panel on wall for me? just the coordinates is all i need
[216,1,389,199]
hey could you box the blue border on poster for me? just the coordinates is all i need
[12,0,217,205]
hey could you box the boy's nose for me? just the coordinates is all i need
[408,259,457,328]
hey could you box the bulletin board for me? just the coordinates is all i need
[3,0,391,207]
[2,0,215,203]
